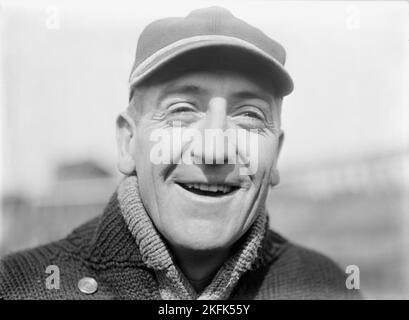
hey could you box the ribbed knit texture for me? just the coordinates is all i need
[0,176,361,300]
[117,175,267,299]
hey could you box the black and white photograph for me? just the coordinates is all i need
[0,0,408,303]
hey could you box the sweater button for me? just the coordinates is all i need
[78,277,98,294]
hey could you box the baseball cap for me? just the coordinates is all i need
[129,6,294,99]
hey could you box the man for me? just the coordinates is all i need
[0,7,357,299]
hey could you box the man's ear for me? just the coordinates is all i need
[116,112,137,175]
[270,130,285,186]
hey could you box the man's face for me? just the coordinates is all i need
[119,67,283,252]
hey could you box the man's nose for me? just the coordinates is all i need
[191,97,232,165]
[204,97,228,131]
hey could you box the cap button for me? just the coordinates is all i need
[78,277,98,295]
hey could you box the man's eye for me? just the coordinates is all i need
[168,103,196,114]
[172,107,195,114]
[234,107,265,121]
[239,111,264,120]
[165,102,201,127]
[230,107,268,130]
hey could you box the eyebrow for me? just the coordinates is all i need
[157,84,273,107]
[231,90,273,103]
[158,84,208,103]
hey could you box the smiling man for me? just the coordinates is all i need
[1,7,357,300]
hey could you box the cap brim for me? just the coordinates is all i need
[129,35,294,98]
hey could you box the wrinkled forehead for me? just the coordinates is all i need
[156,70,275,102]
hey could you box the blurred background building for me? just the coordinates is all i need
[1,0,408,299]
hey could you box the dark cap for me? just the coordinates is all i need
[129,6,294,98]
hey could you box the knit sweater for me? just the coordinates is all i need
[0,176,358,300]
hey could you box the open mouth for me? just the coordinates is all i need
[176,182,240,197]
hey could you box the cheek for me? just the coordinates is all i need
[133,124,164,171]
[243,132,278,177]
[132,126,173,208]
[260,135,278,166]
[134,135,165,189]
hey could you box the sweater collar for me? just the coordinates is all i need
[80,175,287,299]
[117,175,174,270]
[117,175,269,299]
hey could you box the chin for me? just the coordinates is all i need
[168,224,235,252]
[176,238,231,252]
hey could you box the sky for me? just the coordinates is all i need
[1,0,408,197]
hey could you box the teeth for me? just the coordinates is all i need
[199,184,209,191]
[182,183,234,194]
[208,185,217,192]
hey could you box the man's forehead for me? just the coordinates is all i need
[156,70,274,101]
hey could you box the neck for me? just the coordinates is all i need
[117,175,270,299]
[170,245,232,293]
